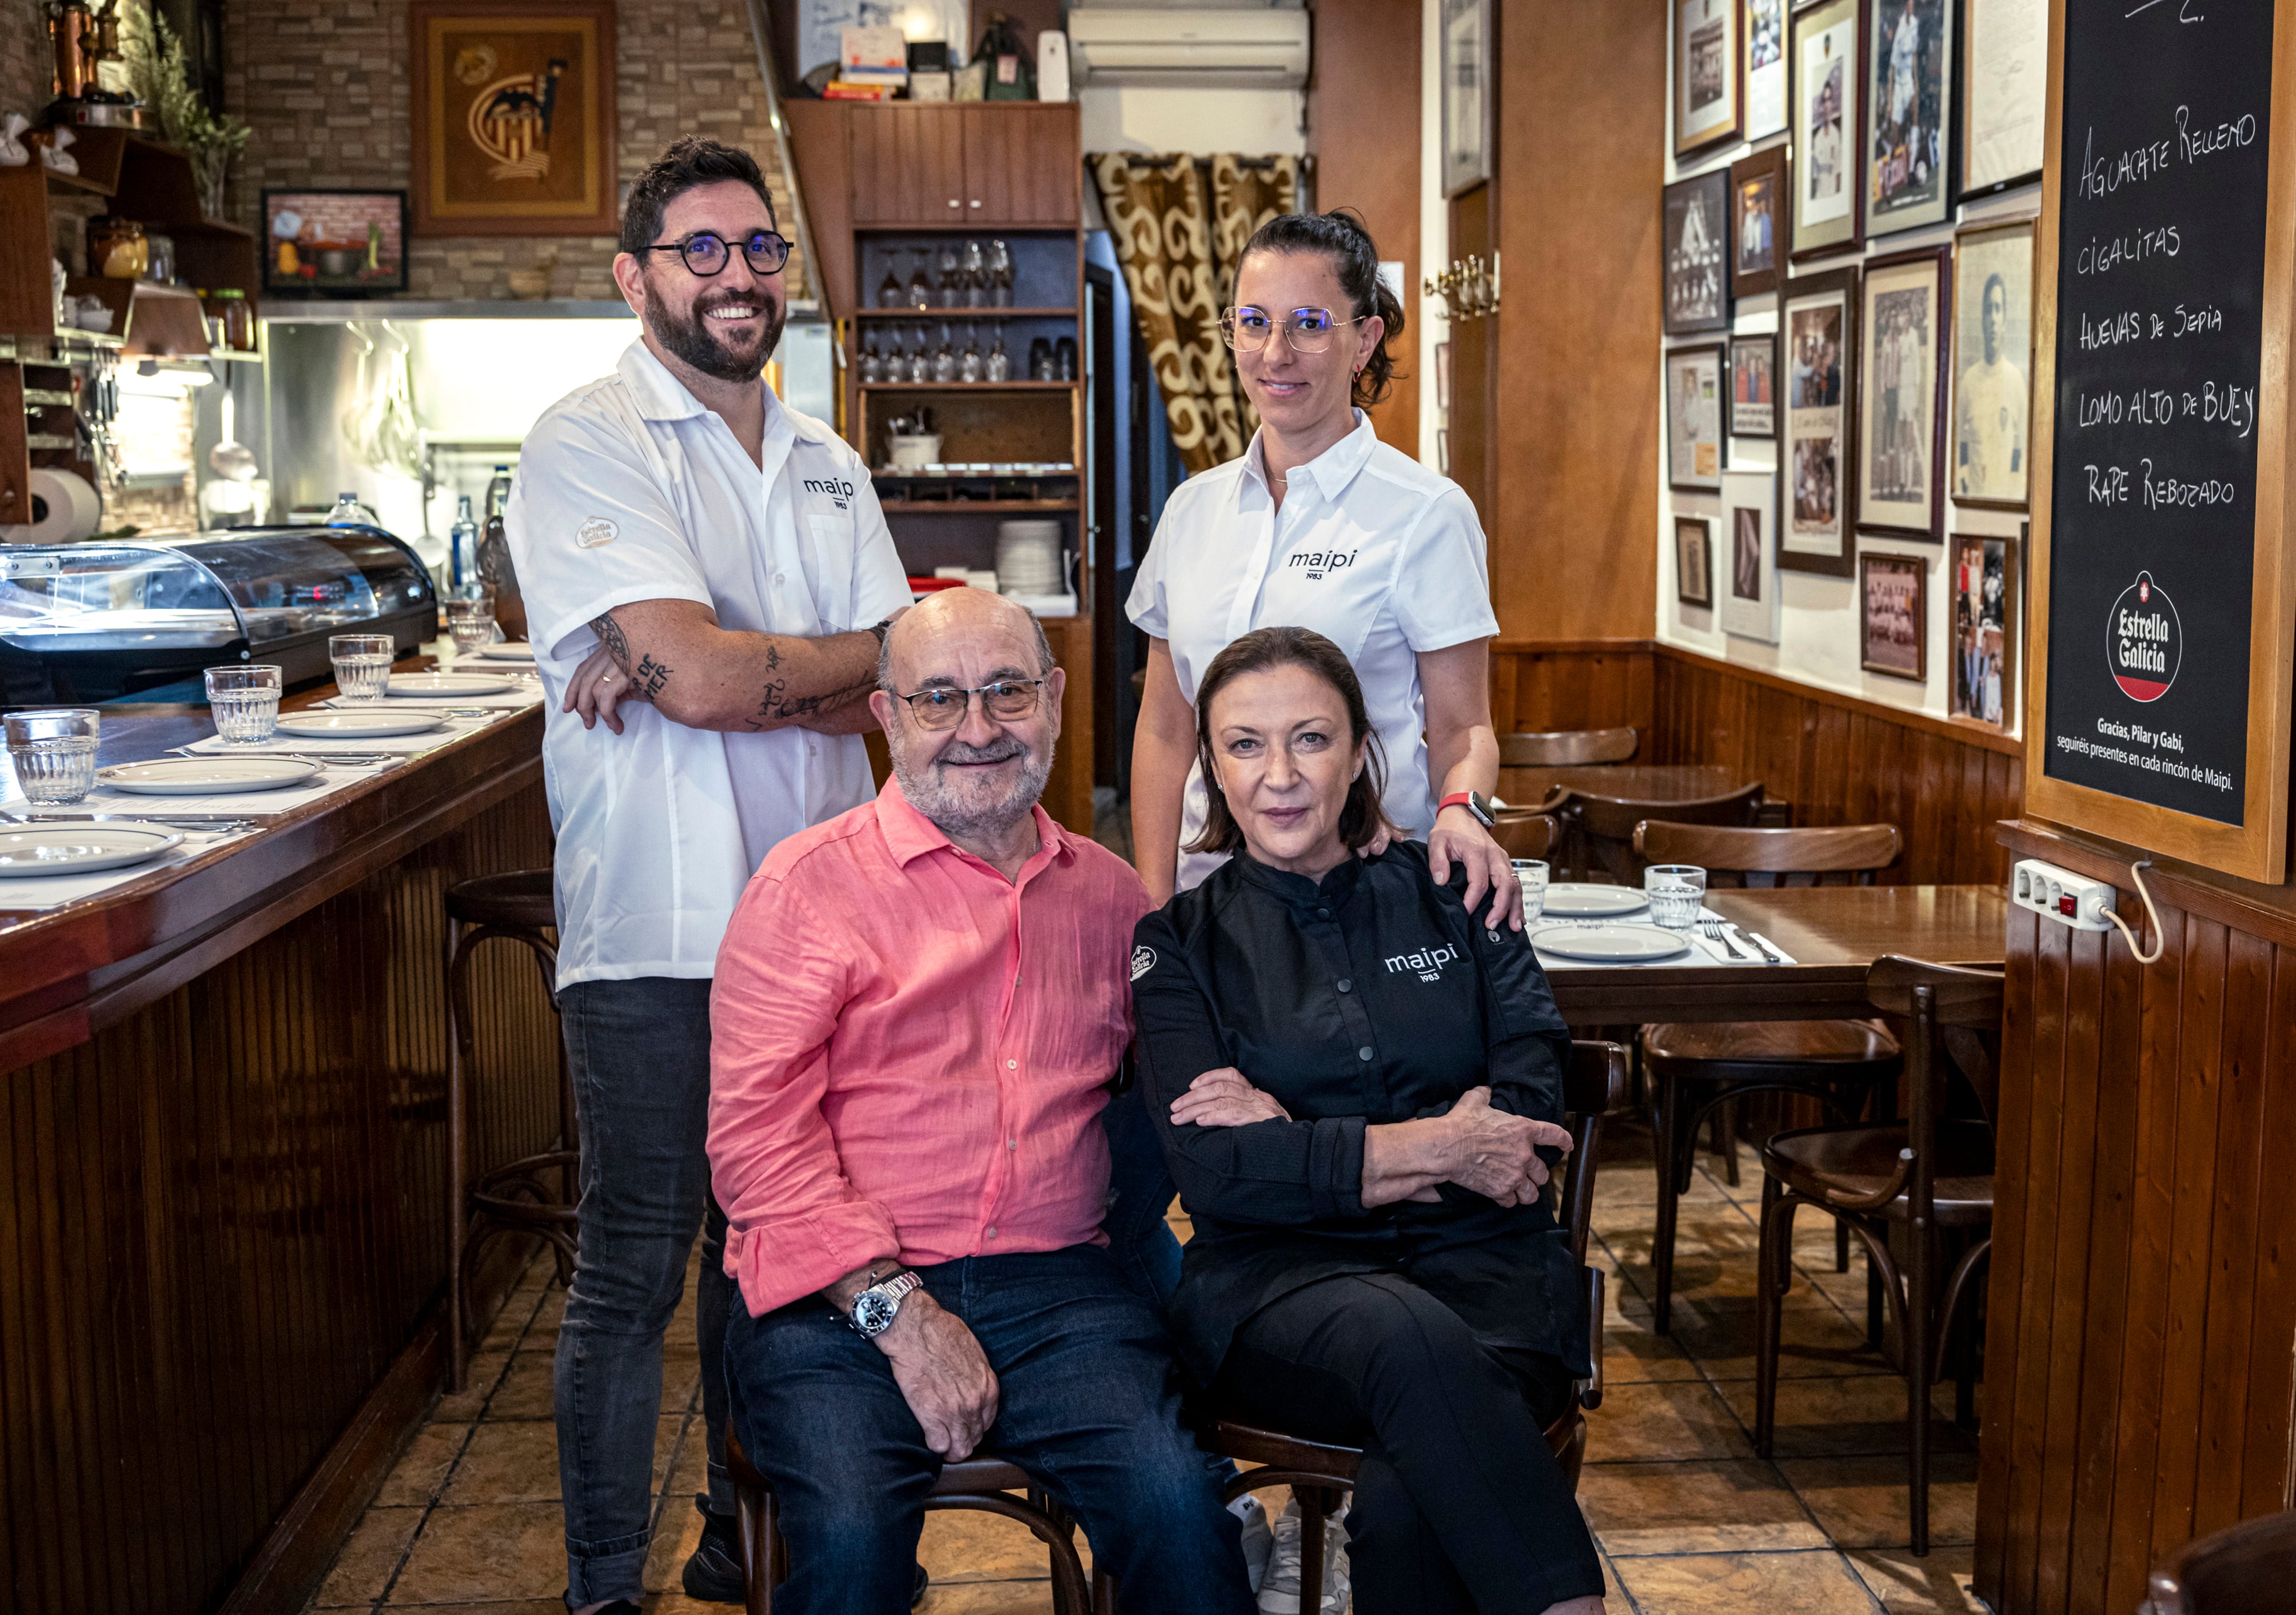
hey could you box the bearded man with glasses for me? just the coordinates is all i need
[504,136,914,1614]
[707,586,1256,1615]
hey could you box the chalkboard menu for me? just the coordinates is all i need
[2039,0,2275,836]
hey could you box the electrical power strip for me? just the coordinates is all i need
[2011,858,2117,932]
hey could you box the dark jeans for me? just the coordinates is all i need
[1215,1272,1605,1614]
[1101,1080,1185,1307]
[727,1245,1257,1615]
[555,976,735,1608]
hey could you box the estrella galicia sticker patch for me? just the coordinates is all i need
[1131,945,1157,981]
[575,516,619,548]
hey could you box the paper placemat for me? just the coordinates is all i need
[323,684,544,712]
[0,828,257,912]
[183,709,515,756]
[1528,906,1801,969]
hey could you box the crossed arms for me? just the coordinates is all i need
[564,598,885,735]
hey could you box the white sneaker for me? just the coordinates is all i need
[1231,1492,1275,1593]
[1256,1496,1351,1614]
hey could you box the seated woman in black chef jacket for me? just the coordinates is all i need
[1130,625,1606,1615]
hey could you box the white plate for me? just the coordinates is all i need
[1540,883,1649,918]
[100,756,322,795]
[476,643,536,661]
[1530,923,1692,963]
[385,673,516,697]
[274,711,447,739]
[0,825,184,876]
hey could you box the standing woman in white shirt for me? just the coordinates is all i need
[1127,209,1520,923]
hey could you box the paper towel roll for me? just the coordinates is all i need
[1,469,102,544]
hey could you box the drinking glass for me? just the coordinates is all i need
[987,239,1013,307]
[204,664,282,745]
[445,595,496,657]
[962,238,988,307]
[1512,859,1549,923]
[932,324,958,382]
[876,262,903,308]
[5,708,99,804]
[986,329,1010,383]
[906,249,933,309]
[330,633,394,703]
[935,242,961,303]
[1644,863,1708,931]
[959,322,983,384]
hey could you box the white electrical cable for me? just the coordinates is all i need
[2106,859,2166,964]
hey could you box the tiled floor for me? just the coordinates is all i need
[307,1118,1984,1614]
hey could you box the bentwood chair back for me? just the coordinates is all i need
[2143,1510,2296,1613]
[1570,781,1764,885]
[1190,1040,1629,1615]
[1498,727,1639,767]
[1633,822,1902,888]
[1753,957,2005,1557]
[1491,810,1563,864]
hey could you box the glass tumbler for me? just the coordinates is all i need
[205,664,282,744]
[1512,859,1550,923]
[445,595,496,657]
[1644,863,1708,931]
[5,709,101,804]
[330,633,395,703]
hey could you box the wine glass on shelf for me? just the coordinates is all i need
[986,327,1010,383]
[907,249,933,309]
[932,322,958,382]
[959,322,983,383]
[962,239,988,308]
[859,338,883,384]
[877,260,903,308]
[988,240,1013,308]
[936,242,962,305]
[906,328,931,383]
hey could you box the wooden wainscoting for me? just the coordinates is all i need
[1491,640,2025,883]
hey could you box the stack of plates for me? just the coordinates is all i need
[995,519,1065,597]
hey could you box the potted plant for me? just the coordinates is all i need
[119,2,250,218]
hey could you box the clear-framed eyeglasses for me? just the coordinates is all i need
[645,230,792,277]
[894,678,1048,731]
[1218,305,1365,354]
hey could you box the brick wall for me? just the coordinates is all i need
[2,0,45,123]
[220,0,811,302]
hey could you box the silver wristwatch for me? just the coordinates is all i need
[847,1269,923,1338]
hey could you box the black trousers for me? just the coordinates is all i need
[1214,1271,1605,1614]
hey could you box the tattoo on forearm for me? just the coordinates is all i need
[633,653,672,701]
[589,612,632,673]
[756,676,828,722]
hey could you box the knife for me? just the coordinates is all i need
[5,812,261,827]
[1728,923,1783,964]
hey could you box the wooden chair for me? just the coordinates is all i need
[1754,956,2003,1557]
[1490,810,1562,864]
[1498,727,1639,767]
[1568,780,1764,886]
[1188,1040,1628,1613]
[1632,822,1905,1334]
[2144,1511,2296,1613]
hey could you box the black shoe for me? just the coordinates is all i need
[564,1601,641,1614]
[681,1502,746,1603]
[913,1561,930,1607]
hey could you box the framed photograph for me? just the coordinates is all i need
[1663,169,1731,336]
[1722,468,1783,643]
[1863,0,1952,238]
[409,0,619,237]
[1675,0,1741,156]
[1860,550,1928,681]
[1949,532,2017,726]
[1789,0,1862,261]
[1950,218,2035,510]
[1729,333,1779,439]
[1961,0,2046,197]
[1665,343,1727,493]
[1676,515,1715,608]
[1780,265,1859,576]
[1856,246,1948,539]
[1745,0,1788,139]
[1440,0,1494,198]
[260,189,409,296]
[1729,145,1787,298]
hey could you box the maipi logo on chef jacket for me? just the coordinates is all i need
[1385,942,1460,983]
[1287,548,1357,582]
[2107,571,2181,703]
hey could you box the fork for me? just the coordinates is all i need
[1699,918,1749,959]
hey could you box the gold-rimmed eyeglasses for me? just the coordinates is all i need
[1218,305,1364,354]
[894,678,1048,730]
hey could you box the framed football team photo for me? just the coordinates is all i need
[1729,333,1779,440]
[1730,145,1787,298]
[1949,532,2017,727]
[1666,342,1727,492]
[1676,515,1715,608]
[1675,0,1742,155]
[1663,169,1732,336]
[1779,265,1859,577]
[1721,468,1783,643]
[1855,246,1948,539]
[1863,0,1953,238]
[1950,219,2035,511]
[1789,0,1863,261]
[1960,0,2046,197]
[1860,550,1928,681]
[1744,0,1789,139]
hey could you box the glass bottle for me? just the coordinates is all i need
[449,495,481,595]
[877,260,903,308]
[962,239,988,308]
[988,240,1013,308]
[959,321,983,384]
[932,322,958,383]
[986,327,1010,383]
[907,248,933,309]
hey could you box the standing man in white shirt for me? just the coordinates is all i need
[505,136,913,1615]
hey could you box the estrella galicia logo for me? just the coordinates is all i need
[803,477,855,511]
[1131,945,1156,982]
[1384,942,1460,983]
[2107,571,2181,703]
[575,516,619,548]
[1286,548,1357,582]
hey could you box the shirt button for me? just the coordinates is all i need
[1336,978,1352,994]
[774,572,787,585]
[1314,907,1331,920]
[986,1227,998,1238]
[1358,1046,1374,1062]
[1008,1138,1018,1150]
[1006,1058,1018,1070]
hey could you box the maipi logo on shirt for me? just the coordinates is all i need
[575,517,619,548]
[803,477,855,511]
[1385,943,1459,983]
[1286,549,1358,582]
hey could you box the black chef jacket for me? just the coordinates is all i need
[1130,840,1589,1387]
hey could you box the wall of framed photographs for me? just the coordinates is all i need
[1655,0,2045,737]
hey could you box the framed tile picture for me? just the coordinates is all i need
[1780,264,1859,576]
[1675,0,1742,156]
[260,189,409,296]
[1729,332,1779,440]
[409,0,619,236]
[1856,245,1950,540]
[1666,342,1727,493]
[1730,144,1787,298]
[1722,468,1782,643]
[1860,549,1928,680]
[1789,0,1863,261]
[1676,515,1715,608]
[1663,168,1732,336]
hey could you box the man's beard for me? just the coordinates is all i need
[645,284,786,383]
[890,730,1053,843]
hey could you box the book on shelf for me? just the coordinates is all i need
[824,79,899,99]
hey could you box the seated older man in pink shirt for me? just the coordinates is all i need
[708,587,1255,1615]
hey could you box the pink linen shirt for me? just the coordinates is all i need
[709,775,1154,1319]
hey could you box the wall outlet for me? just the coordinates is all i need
[2011,859,2117,932]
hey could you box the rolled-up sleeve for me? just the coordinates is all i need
[708,872,899,1317]
[1130,910,1368,1225]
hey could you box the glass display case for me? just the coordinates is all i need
[0,525,436,703]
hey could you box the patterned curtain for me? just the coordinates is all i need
[1089,152,1301,475]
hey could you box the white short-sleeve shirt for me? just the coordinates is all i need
[507,339,912,987]
[1126,411,1501,891]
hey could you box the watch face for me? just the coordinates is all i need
[852,1290,895,1335]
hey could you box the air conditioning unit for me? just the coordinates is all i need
[1066,8,1311,88]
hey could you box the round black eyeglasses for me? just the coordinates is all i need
[645,230,792,277]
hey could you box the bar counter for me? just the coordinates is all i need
[1,681,561,1615]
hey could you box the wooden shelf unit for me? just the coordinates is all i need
[858,305,1077,318]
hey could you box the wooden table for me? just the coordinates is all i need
[1497,761,1749,811]
[1541,883,2007,1025]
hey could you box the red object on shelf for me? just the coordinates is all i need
[907,576,968,592]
